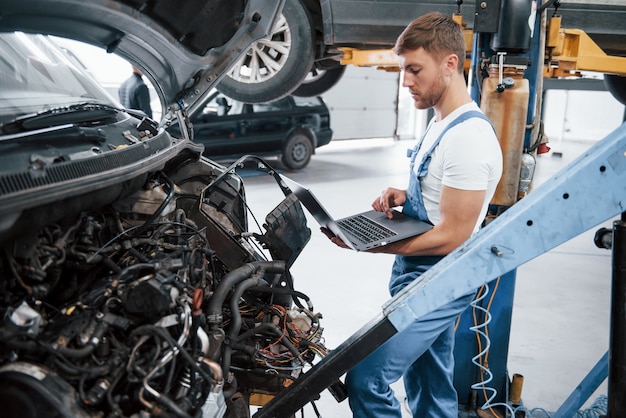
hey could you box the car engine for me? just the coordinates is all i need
[0,152,324,418]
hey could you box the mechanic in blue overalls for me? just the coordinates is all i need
[323,12,502,417]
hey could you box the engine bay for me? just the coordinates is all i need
[0,153,325,418]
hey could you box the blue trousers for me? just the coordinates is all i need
[345,256,475,418]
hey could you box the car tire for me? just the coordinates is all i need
[216,0,315,104]
[292,65,347,97]
[282,130,314,170]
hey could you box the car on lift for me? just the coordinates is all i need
[172,92,333,170]
[217,0,432,103]
[217,0,626,104]
[0,1,329,417]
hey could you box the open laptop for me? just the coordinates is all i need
[279,175,433,251]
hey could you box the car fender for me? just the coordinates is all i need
[316,0,334,45]
[286,125,317,148]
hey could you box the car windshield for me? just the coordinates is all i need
[0,32,117,128]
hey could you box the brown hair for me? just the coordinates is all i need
[394,11,465,73]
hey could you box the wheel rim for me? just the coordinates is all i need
[291,141,308,162]
[301,68,326,85]
[226,14,291,84]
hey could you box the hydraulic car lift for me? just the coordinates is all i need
[253,0,626,417]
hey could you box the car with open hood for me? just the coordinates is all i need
[0,1,331,417]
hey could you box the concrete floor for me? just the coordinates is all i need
[234,134,615,417]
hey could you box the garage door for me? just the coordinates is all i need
[321,66,400,140]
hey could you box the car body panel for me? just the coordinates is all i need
[319,0,626,55]
[319,0,468,48]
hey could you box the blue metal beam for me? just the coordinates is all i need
[552,351,609,418]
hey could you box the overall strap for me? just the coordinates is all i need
[407,110,494,158]
[409,110,495,177]
[421,110,493,158]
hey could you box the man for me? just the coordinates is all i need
[118,65,153,118]
[324,12,503,417]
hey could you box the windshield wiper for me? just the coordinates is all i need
[0,124,107,144]
[2,103,119,133]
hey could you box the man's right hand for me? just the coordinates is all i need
[372,187,407,219]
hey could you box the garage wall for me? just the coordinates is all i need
[320,66,401,140]
[322,65,625,145]
[543,89,624,142]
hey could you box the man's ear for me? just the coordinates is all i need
[444,53,459,73]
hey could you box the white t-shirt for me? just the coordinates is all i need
[412,102,502,232]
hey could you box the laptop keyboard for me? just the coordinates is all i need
[338,214,397,244]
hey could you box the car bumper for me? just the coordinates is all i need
[316,128,333,148]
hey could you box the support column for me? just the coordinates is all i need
[608,212,626,417]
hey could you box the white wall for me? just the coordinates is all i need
[323,67,625,146]
[543,89,625,143]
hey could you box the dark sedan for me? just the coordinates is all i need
[185,92,333,170]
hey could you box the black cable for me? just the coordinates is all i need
[106,368,126,417]
[235,322,302,363]
[247,284,313,311]
[310,400,322,418]
[129,325,213,384]
[223,276,266,377]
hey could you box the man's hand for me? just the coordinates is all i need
[320,227,351,249]
[372,187,407,219]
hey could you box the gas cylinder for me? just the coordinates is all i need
[480,66,529,207]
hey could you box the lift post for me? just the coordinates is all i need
[608,213,626,417]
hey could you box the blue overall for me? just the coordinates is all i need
[345,110,492,418]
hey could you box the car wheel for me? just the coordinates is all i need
[292,65,347,97]
[216,0,315,103]
[282,131,313,170]
[604,73,626,105]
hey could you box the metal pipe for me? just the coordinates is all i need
[206,261,286,327]
[608,212,626,417]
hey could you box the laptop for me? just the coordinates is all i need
[279,175,433,251]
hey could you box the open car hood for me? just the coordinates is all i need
[0,0,284,125]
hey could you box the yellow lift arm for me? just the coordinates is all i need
[338,17,626,78]
[545,15,626,77]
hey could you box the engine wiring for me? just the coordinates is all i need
[0,164,329,417]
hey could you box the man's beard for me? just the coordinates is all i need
[413,72,447,110]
